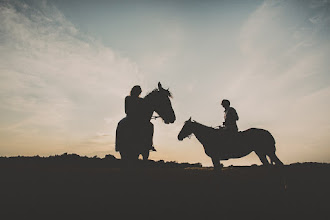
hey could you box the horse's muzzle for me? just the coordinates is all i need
[165,115,176,124]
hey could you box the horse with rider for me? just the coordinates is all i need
[115,82,175,162]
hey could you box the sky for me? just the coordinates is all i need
[0,0,329,166]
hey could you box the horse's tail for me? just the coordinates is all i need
[115,117,128,152]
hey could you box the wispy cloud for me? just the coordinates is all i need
[234,0,330,163]
[0,0,140,155]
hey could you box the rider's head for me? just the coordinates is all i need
[130,85,142,97]
[221,99,230,109]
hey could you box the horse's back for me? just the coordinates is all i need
[241,128,276,151]
[217,128,276,159]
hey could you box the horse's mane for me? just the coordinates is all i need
[192,121,218,132]
[144,89,158,99]
[144,88,173,99]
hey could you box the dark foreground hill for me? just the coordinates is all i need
[0,154,329,220]
[0,153,203,169]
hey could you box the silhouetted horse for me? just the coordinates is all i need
[116,83,175,161]
[178,118,283,170]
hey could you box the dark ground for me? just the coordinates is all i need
[0,155,329,220]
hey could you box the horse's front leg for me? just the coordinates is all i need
[141,150,149,161]
[211,157,222,171]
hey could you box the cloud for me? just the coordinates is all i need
[236,0,330,104]
[0,0,140,155]
[234,0,330,164]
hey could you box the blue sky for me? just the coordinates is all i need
[0,0,329,166]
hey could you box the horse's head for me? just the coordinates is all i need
[148,82,176,124]
[178,117,194,141]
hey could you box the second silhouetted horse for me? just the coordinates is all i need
[178,118,283,170]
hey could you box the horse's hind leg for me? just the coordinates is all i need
[211,157,222,171]
[141,150,149,161]
[268,151,284,166]
[255,152,270,166]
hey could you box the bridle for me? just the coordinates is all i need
[187,133,194,139]
[186,121,195,139]
[151,115,160,120]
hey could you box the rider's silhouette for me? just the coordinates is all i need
[125,85,143,121]
[125,85,156,152]
[221,99,239,133]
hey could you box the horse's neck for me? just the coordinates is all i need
[143,93,155,121]
[192,122,211,146]
[145,108,154,121]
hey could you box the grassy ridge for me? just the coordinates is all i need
[0,155,329,220]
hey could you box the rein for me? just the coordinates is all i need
[151,115,160,120]
[188,121,219,139]
[187,133,194,139]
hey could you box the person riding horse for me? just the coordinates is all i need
[221,99,239,133]
[116,82,175,162]
[124,85,156,151]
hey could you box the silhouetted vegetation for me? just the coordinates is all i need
[0,153,202,169]
[0,155,328,220]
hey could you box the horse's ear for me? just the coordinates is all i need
[189,117,192,121]
[158,82,163,90]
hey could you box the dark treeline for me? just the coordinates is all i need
[1,153,329,168]
[0,153,202,169]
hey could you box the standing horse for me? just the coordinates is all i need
[116,82,175,161]
[178,118,283,170]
